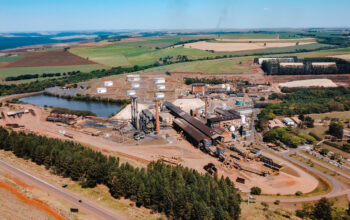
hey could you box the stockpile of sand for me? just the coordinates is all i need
[172,98,205,113]
[113,103,149,120]
[279,79,337,88]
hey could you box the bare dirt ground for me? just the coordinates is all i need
[279,79,338,88]
[265,74,350,87]
[86,72,181,101]
[330,54,350,61]
[217,37,315,42]
[0,104,319,195]
[3,50,97,68]
[183,41,314,52]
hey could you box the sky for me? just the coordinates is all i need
[0,0,349,32]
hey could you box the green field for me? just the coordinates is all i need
[0,55,22,62]
[71,43,215,67]
[142,56,253,74]
[0,64,104,80]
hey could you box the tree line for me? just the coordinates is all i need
[256,87,350,132]
[5,72,68,81]
[0,127,241,219]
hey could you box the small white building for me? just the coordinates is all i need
[154,77,165,84]
[282,117,295,126]
[104,81,113,87]
[156,85,166,90]
[97,88,107,94]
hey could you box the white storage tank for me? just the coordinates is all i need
[229,126,235,133]
[226,85,231,91]
[126,90,136,96]
[104,81,113,87]
[126,75,140,82]
[97,88,107,94]
[131,83,140,89]
[154,77,165,84]
[241,115,246,124]
[155,93,165,99]
[221,103,227,109]
[156,85,166,90]
[221,84,226,89]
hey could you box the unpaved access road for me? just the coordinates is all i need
[0,160,126,220]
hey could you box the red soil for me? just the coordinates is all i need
[0,181,65,220]
[4,50,98,68]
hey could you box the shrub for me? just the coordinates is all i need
[251,187,262,195]
[295,191,303,196]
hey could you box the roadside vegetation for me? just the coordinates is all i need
[0,127,242,220]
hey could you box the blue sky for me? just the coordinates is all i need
[0,0,349,32]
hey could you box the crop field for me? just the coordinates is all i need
[0,55,22,62]
[143,56,256,74]
[183,41,315,52]
[0,64,103,80]
[4,50,97,68]
[217,32,302,39]
[71,42,215,67]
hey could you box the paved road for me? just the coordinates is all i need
[0,160,125,220]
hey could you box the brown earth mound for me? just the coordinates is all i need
[4,50,98,67]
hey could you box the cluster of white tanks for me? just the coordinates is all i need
[221,84,231,91]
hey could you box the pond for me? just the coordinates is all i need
[19,94,122,117]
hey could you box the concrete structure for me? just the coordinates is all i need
[191,83,208,95]
[97,88,107,94]
[258,57,294,65]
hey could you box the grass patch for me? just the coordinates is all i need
[307,111,350,121]
[66,183,163,220]
[290,153,350,188]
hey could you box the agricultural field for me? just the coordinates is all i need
[71,44,213,67]
[4,50,97,67]
[183,40,316,52]
[142,56,256,74]
[0,64,103,80]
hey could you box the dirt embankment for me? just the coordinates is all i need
[0,181,65,220]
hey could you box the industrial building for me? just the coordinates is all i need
[208,108,241,128]
[164,101,222,145]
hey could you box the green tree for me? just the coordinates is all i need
[250,187,261,195]
[313,197,333,220]
[328,121,344,139]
